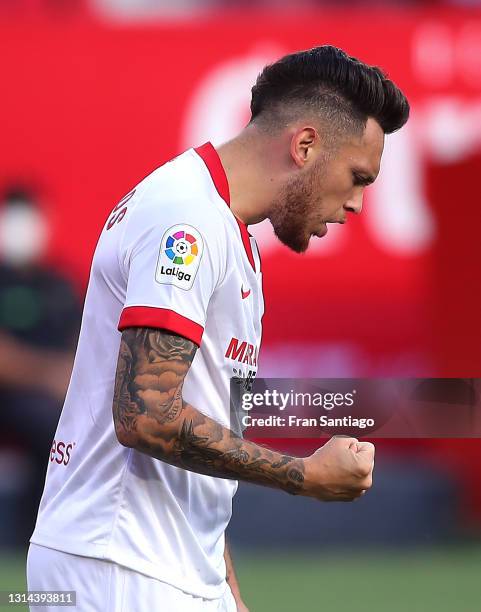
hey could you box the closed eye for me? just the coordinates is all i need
[353,172,375,187]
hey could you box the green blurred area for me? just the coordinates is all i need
[0,554,27,611]
[1,547,481,611]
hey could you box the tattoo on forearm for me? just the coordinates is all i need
[113,328,305,495]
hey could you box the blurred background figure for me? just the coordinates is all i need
[0,186,81,548]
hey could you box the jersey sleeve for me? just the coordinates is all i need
[118,193,227,346]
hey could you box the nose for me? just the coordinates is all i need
[344,190,363,215]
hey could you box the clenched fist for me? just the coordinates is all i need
[303,436,375,502]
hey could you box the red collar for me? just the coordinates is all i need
[194,142,255,272]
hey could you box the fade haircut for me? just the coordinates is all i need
[250,45,409,139]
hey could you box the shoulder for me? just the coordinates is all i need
[131,151,224,228]
[119,150,232,265]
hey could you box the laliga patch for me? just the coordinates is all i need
[155,224,204,290]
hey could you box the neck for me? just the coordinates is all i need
[216,125,280,226]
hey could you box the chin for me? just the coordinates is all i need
[278,234,310,254]
[271,220,310,254]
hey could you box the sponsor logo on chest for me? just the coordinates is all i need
[225,337,259,367]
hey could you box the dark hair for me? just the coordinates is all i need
[250,45,409,135]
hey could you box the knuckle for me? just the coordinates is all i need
[356,465,371,478]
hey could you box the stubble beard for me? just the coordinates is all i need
[268,164,320,254]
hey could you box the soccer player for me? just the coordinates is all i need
[27,46,409,611]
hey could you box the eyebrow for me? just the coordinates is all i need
[353,171,376,186]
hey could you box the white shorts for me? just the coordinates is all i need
[26,544,237,612]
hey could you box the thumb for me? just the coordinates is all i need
[354,442,376,470]
[331,435,358,448]
[355,441,375,457]
[346,437,361,452]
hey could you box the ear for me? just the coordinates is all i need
[290,127,318,168]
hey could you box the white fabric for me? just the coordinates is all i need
[30,144,263,599]
[26,543,237,612]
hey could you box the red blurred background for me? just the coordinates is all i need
[1,4,481,523]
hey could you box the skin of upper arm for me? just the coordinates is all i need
[112,328,197,449]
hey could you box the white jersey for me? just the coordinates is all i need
[31,143,264,599]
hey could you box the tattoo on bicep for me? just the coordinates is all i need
[113,328,197,438]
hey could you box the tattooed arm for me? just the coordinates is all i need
[113,328,375,501]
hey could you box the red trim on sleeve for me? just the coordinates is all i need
[194,141,256,272]
[118,306,204,346]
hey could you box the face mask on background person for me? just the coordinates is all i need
[0,194,50,266]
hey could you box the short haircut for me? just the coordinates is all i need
[250,45,409,136]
